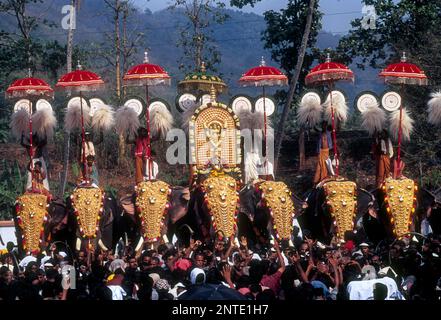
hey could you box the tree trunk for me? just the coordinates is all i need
[274,0,316,173]
[58,0,76,198]
[299,128,306,170]
[115,0,121,101]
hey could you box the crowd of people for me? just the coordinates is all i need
[1,229,440,301]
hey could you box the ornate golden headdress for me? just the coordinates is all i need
[201,173,239,237]
[189,101,241,177]
[382,177,417,238]
[70,187,104,239]
[135,180,171,242]
[15,193,48,253]
[258,181,295,240]
[323,180,357,241]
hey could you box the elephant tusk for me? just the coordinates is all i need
[76,238,81,251]
[98,239,109,251]
[135,236,144,252]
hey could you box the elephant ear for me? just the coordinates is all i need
[292,193,306,217]
[357,188,378,216]
[120,194,135,215]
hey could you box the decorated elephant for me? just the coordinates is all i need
[237,181,304,248]
[65,186,121,253]
[300,178,379,243]
[118,185,191,252]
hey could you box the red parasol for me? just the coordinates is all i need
[239,57,288,177]
[6,73,54,193]
[56,63,105,185]
[306,54,354,177]
[378,52,428,178]
[6,77,54,99]
[123,51,171,181]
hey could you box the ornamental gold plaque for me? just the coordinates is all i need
[259,181,295,240]
[202,174,238,237]
[71,187,104,238]
[382,177,416,238]
[16,193,48,253]
[135,180,170,241]
[323,180,357,240]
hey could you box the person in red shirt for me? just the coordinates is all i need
[260,241,285,296]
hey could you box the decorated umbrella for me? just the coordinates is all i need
[178,61,227,96]
[379,52,428,177]
[123,51,171,180]
[6,73,54,192]
[55,62,105,184]
[305,53,354,176]
[239,57,288,176]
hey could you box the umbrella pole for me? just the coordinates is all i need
[329,83,339,176]
[80,91,87,183]
[263,85,268,178]
[396,85,404,178]
[29,100,34,191]
[145,84,151,181]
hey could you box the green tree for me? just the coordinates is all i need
[171,0,229,72]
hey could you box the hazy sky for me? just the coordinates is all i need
[133,0,364,33]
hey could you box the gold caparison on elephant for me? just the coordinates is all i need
[382,177,417,239]
[15,193,49,253]
[258,181,295,241]
[135,180,171,242]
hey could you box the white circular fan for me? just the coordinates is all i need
[148,100,169,114]
[356,93,378,113]
[255,97,275,116]
[201,94,211,105]
[178,93,197,112]
[67,97,88,110]
[89,98,106,117]
[300,91,321,108]
[325,90,346,105]
[124,99,144,116]
[14,99,32,114]
[36,99,53,112]
[231,96,252,114]
[381,91,401,112]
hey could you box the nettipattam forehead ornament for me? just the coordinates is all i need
[382,177,417,239]
[135,180,171,242]
[15,193,49,253]
[201,174,239,238]
[323,180,357,241]
[258,181,295,241]
[70,187,104,239]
